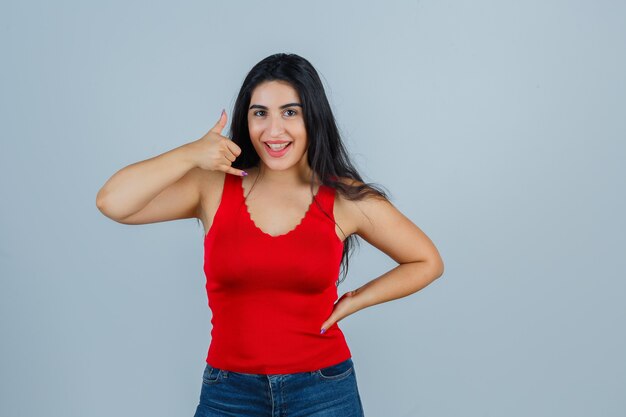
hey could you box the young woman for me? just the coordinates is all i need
[96,52,444,416]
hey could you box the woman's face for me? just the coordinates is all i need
[247,80,308,171]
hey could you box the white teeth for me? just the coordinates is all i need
[267,143,290,150]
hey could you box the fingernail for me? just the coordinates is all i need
[242,171,248,176]
[320,328,326,334]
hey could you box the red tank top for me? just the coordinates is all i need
[203,172,352,374]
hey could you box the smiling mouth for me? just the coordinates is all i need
[265,142,292,151]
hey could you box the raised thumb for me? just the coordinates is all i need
[210,109,227,134]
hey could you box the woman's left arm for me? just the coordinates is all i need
[320,193,444,333]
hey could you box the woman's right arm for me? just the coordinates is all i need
[95,110,244,224]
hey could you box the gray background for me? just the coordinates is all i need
[2,1,625,416]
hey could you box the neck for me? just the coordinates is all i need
[256,159,318,186]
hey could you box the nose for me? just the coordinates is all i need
[269,113,285,137]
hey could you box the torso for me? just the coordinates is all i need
[197,167,358,243]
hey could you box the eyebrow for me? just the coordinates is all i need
[249,103,303,110]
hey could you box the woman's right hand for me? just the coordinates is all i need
[189,109,247,176]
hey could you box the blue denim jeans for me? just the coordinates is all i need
[193,357,365,416]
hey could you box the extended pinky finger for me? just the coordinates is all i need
[227,167,248,176]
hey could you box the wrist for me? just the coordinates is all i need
[349,287,368,313]
[177,141,200,170]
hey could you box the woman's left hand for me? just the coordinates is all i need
[319,289,360,334]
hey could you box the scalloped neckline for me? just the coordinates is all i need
[239,174,321,238]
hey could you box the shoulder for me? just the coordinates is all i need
[199,168,227,197]
[332,176,388,205]
[197,169,229,217]
[331,176,391,238]
[336,175,444,267]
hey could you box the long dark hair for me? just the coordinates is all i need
[205,53,390,286]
